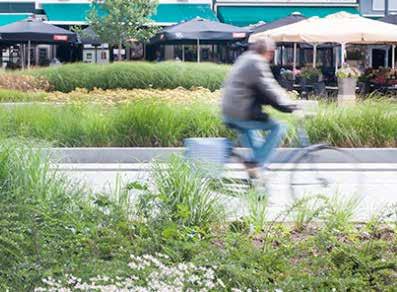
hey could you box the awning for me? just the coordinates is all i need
[0,14,32,26]
[43,4,106,24]
[152,4,218,25]
[43,3,217,25]
[218,6,359,27]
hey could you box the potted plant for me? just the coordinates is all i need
[300,67,322,84]
[336,64,361,104]
[279,68,294,90]
[357,68,375,94]
[297,67,322,99]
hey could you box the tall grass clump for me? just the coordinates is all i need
[322,193,362,232]
[26,61,230,92]
[136,156,224,232]
[290,195,327,232]
[0,88,47,102]
[0,101,232,147]
[0,100,396,147]
[243,189,270,235]
[0,140,143,290]
[306,100,397,147]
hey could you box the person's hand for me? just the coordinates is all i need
[287,104,299,112]
[281,104,299,113]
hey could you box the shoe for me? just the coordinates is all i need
[230,149,245,162]
[243,160,261,180]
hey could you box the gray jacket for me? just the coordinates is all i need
[222,51,294,121]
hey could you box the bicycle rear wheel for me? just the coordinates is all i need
[289,145,362,201]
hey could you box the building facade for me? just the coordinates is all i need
[360,0,396,18]
[0,0,390,67]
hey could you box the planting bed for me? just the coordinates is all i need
[0,142,395,290]
[0,100,396,148]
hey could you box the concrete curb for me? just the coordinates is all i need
[45,147,397,164]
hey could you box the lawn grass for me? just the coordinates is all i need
[0,143,395,290]
[25,61,230,92]
[0,100,395,148]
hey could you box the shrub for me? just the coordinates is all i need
[299,66,322,83]
[26,61,230,92]
[36,254,225,291]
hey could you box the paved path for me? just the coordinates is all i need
[54,162,397,222]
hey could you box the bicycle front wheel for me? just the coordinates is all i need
[289,145,362,201]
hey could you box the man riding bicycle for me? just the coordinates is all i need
[222,38,297,179]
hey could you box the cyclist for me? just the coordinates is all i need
[222,38,297,179]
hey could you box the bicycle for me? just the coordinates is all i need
[184,101,362,201]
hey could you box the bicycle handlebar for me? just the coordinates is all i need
[290,101,319,119]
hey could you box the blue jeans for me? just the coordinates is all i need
[224,116,287,167]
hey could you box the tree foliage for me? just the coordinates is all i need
[87,0,158,55]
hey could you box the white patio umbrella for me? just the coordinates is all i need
[251,12,397,44]
[250,12,397,68]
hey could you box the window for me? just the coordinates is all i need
[0,2,35,13]
[101,52,107,60]
[39,48,49,66]
[373,0,397,11]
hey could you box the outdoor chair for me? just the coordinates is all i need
[314,81,327,98]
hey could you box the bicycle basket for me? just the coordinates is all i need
[184,138,231,178]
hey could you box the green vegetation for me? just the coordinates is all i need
[0,101,230,147]
[307,101,397,147]
[87,0,157,61]
[0,100,395,148]
[0,87,219,104]
[0,141,138,290]
[26,62,230,92]
[0,88,47,102]
[0,143,395,290]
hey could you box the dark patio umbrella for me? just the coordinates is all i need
[78,27,101,46]
[0,18,77,44]
[0,18,77,69]
[249,12,306,34]
[151,18,249,62]
[77,27,103,64]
